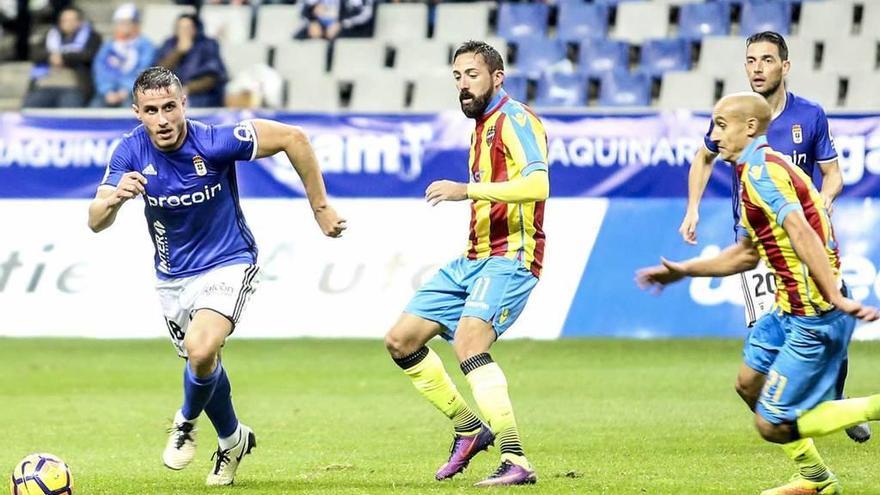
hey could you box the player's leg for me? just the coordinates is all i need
[385,259,489,480]
[736,311,785,410]
[835,354,872,443]
[454,257,538,487]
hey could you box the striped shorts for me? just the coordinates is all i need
[156,263,260,358]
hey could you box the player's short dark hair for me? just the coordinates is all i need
[453,40,505,73]
[746,31,789,61]
[132,66,183,103]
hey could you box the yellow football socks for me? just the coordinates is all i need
[462,354,531,470]
[781,438,829,482]
[398,347,483,435]
[797,395,880,438]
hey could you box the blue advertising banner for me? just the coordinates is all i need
[1,111,880,199]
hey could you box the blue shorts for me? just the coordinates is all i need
[756,309,856,425]
[404,256,539,341]
[743,311,789,375]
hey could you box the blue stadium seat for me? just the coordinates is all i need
[599,71,651,107]
[535,73,587,107]
[503,73,529,103]
[740,1,791,36]
[577,39,629,78]
[497,3,550,41]
[557,3,608,43]
[678,2,730,40]
[639,38,691,78]
[515,38,567,79]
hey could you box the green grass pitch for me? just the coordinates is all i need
[2,338,879,494]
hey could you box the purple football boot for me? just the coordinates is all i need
[434,425,495,480]
[474,460,537,487]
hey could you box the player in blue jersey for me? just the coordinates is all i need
[87,66,346,486]
[677,32,870,446]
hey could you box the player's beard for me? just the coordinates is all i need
[459,89,491,119]
[752,77,782,98]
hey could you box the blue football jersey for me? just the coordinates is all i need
[100,119,259,279]
[703,92,837,238]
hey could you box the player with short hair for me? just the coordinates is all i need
[677,31,870,443]
[87,66,345,486]
[384,40,548,487]
[639,93,880,495]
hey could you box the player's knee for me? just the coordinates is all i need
[384,330,411,359]
[755,415,790,444]
[734,378,759,409]
[185,343,218,375]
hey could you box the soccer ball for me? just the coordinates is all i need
[9,453,73,495]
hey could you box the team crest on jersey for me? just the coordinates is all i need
[193,155,207,176]
[792,124,803,144]
[486,126,495,145]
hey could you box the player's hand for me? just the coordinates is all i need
[425,180,467,206]
[834,297,880,321]
[314,205,346,238]
[635,258,689,294]
[821,194,835,216]
[679,209,699,245]
[110,172,148,206]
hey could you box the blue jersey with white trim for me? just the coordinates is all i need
[101,119,259,279]
[703,91,837,238]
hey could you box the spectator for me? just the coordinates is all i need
[296,0,375,40]
[156,14,227,107]
[91,4,155,108]
[24,6,101,108]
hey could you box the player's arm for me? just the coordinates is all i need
[818,159,843,213]
[636,237,760,293]
[679,139,719,245]
[424,171,548,206]
[249,119,345,238]
[87,172,147,233]
[814,107,842,212]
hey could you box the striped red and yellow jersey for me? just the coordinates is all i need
[737,135,840,316]
[465,89,548,278]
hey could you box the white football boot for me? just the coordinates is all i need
[163,410,197,470]
[206,424,256,486]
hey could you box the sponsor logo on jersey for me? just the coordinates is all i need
[792,124,803,144]
[513,112,528,127]
[146,183,222,208]
[153,219,170,273]
[498,308,510,324]
[473,169,482,182]
[193,155,207,176]
[234,122,255,142]
[749,164,763,181]
[143,164,157,176]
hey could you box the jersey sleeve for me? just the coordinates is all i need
[208,120,259,163]
[746,161,803,226]
[501,110,548,176]
[703,120,719,153]
[99,140,133,188]
[813,107,837,163]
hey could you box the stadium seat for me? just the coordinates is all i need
[433,2,492,43]
[797,1,855,39]
[200,5,252,45]
[331,39,388,80]
[613,2,670,44]
[861,2,880,37]
[375,3,429,42]
[784,36,817,72]
[785,71,839,109]
[722,71,752,93]
[535,72,587,108]
[503,73,529,103]
[821,37,879,74]
[410,74,458,112]
[844,73,880,110]
[740,1,791,37]
[697,36,745,77]
[639,38,691,78]
[557,3,608,43]
[274,40,329,79]
[515,38,567,79]
[349,73,407,112]
[658,71,715,110]
[286,75,339,112]
[677,2,730,41]
[497,3,550,41]
[0,61,31,110]
[393,41,450,76]
[255,5,304,46]
[599,71,651,107]
[577,39,630,78]
[141,4,196,45]
[221,41,269,77]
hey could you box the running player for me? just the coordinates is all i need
[678,31,869,442]
[639,93,880,495]
[383,40,548,487]
[87,66,345,486]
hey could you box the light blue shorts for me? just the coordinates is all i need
[756,309,856,425]
[404,256,539,341]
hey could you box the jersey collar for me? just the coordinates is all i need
[738,135,769,166]
[479,89,508,123]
